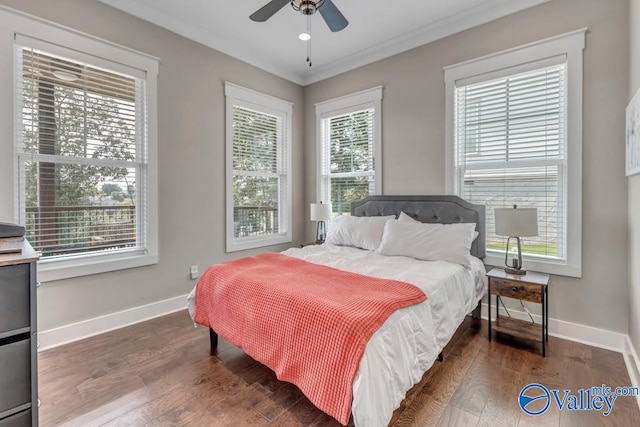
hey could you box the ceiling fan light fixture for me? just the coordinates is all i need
[291,0,325,16]
[298,32,311,41]
[51,69,79,82]
[250,0,348,33]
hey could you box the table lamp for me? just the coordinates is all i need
[494,205,538,275]
[310,202,332,243]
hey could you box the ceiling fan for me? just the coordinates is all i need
[250,0,349,32]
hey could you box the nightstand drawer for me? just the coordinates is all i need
[0,339,31,415]
[490,278,542,303]
[0,264,30,334]
[0,409,31,427]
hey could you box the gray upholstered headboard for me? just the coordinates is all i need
[351,195,486,259]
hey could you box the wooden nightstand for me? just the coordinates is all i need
[487,268,550,356]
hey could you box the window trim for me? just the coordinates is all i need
[444,29,585,277]
[5,11,159,282]
[225,82,293,253]
[315,86,383,206]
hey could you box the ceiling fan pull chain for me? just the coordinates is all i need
[307,14,312,67]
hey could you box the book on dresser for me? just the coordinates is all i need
[0,237,40,427]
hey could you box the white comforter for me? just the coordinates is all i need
[188,244,486,427]
[279,244,487,427]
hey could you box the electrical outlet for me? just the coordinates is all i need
[190,265,199,280]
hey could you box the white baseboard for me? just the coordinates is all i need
[623,336,640,412]
[37,294,189,351]
[480,303,627,352]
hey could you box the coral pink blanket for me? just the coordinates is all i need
[193,252,427,425]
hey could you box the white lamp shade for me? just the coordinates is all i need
[310,203,332,221]
[494,207,538,237]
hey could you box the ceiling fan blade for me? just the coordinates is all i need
[250,0,291,22]
[318,0,349,32]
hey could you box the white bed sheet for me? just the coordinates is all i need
[280,244,487,427]
[188,244,486,427]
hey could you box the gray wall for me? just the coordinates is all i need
[629,0,640,353]
[0,0,305,331]
[305,0,630,333]
[0,0,632,337]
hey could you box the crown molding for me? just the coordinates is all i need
[99,0,551,86]
[300,0,552,85]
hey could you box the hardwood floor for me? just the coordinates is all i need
[38,311,639,426]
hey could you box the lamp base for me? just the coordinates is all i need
[315,220,326,243]
[504,267,527,275]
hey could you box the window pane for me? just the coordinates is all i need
[462,166,562,259]
[329,109,374,173]
[320,105,377,211]
[18,48,143,261]
[458,65,564,165]
[231,105,284,241]
[232,176,279,238]
[24,161,137,257]
[232,106,279,173]
[455,63,566,262]
[329,176,374,216]
[21,49,138,161]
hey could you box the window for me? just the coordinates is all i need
[14,33,158,282]
[316,87,382,216]
[225,82,292,252]
[445,30,585,277]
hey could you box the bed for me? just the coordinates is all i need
[188,195,487,427]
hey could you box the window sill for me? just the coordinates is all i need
[483,253,581,278]
[38,249,158,282]
[226,234,292,253]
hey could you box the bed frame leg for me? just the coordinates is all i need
[471,301,481,320]
[209,328,218,350]
[438,352,444,362]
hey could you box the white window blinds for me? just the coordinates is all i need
[15,46,148,260]
[320,107,376,215]
[232,105,287,239]
[454,63,567,260]
[225,82,292,252]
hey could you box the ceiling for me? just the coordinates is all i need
[98,0,550,86]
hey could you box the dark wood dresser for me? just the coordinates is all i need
[0,238,39,426]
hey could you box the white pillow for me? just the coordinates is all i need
[325,215,395,251]
[398,211,418,222]
[377,220,476,267]
[398,211,479,241]
[398,212,421,223]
